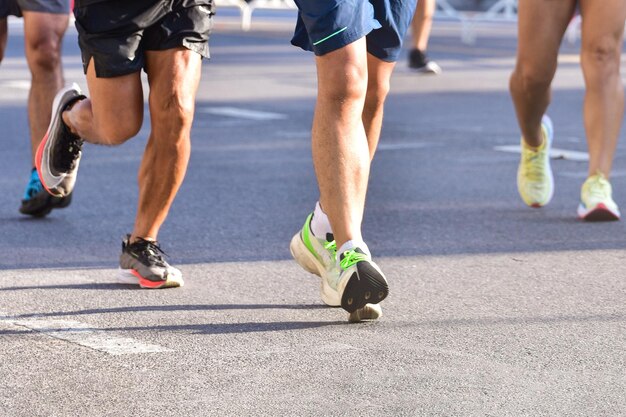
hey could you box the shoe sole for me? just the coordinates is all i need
[348,303,383,323]
[20,192,72,217]
[578,203,620,222]
[36,85,81,198]
[339,261,389,314]
[118,268,184,289]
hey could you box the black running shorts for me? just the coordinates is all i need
[74,0,214,78]
[1,0,70,17]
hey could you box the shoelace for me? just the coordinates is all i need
[57,134,84,172]
[131,238,169,268]
[585,175,610,201]
[324,239,337,261]
[521,148,545,183]
[339,249,369,270]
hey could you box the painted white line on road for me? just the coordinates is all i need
[198,106,287,120]
[559,170,626,179]
[494,145,589,161]
[0,313,171,355]
[378,143,432,151]
[0,80,31,90]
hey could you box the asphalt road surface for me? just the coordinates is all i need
[0,13,624,417]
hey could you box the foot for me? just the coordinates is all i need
[19,168,72,217]
[577,173,620,221]
[290,214,382,321]
[408,48,442,74]
[517,115,554,207]
[118,235,184,289]
[36,83,86,198]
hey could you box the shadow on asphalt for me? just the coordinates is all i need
[2,312,623,336]
[1,303,329,317]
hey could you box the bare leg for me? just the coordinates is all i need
[131,48,201,241]
[63,58,144,145]
[579,0,626,178]
[22,11,68,165]
[509,0,576,147]
[0,18,7,63]
[410,0,435,51]
[314,38,369,249]
[363,54,395,160]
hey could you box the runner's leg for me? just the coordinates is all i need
[313,38,369,249]
[362,53,395,159]
[509,0,576,147]
[63,58,144,145]
[23,11,68,165]
[579,0,626,177]
[130,47,201,241]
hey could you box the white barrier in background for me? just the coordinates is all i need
[435,0,518,44]
[216,0,519,36]
[216,0,296,31]
[216,0,583,46]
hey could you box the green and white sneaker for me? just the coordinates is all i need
[290,213,341,306]
[290,214,383,321]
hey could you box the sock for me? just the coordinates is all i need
[310,201,333,239]
[337,240,370,268]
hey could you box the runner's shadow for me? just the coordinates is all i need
[0,320,345,336]
[4,303,331,320]
[0,283,138,291]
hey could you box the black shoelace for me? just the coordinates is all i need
[54,123,84,172]
[130,238,169,268]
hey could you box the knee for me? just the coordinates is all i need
[152,92,195,133]
[510,63,553,95]
[27,37,62,75]
[102,124,142,145]
[69,98,143,145]
[321,64,368,104]
[581,37,621,72]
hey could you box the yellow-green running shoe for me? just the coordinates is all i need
[577,173,620,221]
[517,115,554,207]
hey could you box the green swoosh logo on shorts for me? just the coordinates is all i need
[313,27,348,46]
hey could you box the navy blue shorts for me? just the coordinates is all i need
[291,0,417,62]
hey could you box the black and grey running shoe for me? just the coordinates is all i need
[408,48,442,74]
[36,83,86,197]
[118,235,184,289]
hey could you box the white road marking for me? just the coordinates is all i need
[0,313,171,355]
[559,170,626,179]
[198,106,287,120]
[378,143,432,151]
[494,145,589,161]
[0,80,31,90]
